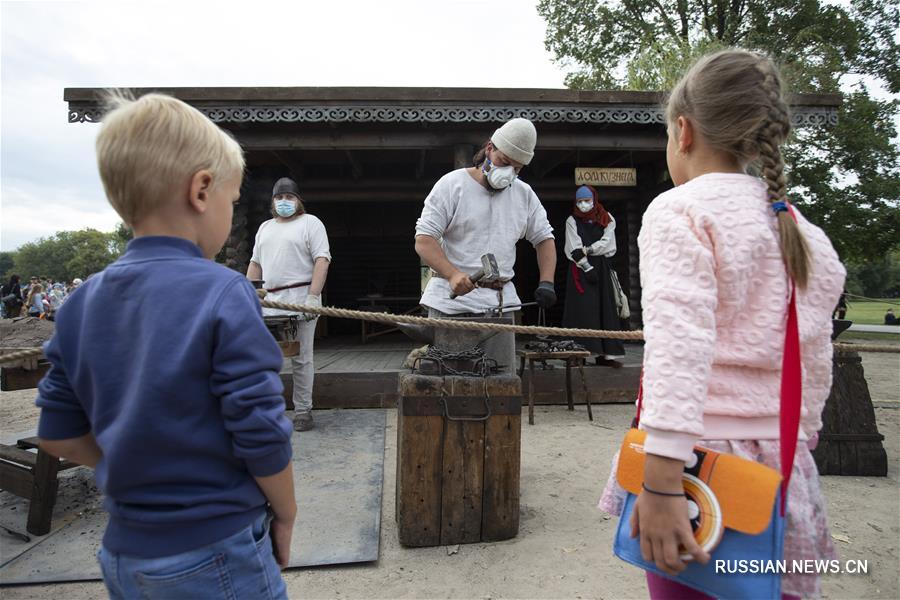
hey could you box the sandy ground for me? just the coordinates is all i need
[1,350,898,600]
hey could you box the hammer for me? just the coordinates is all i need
[449,253,499,299]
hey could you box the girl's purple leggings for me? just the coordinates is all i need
[646,572,800,600]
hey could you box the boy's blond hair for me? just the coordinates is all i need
[95,91,245,225]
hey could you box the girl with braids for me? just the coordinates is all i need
[598,49,846,599]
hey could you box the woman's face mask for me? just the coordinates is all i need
[576,200,594,213]
[482,157,518,190]
[274,197,298,218]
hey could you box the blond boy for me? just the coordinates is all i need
[36,93,294,599]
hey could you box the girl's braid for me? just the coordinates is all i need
[755,59,810,288]
[756,64,792,204]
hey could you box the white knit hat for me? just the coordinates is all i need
[491,118,537,165]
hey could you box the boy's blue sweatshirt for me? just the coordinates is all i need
[36,236,293,558]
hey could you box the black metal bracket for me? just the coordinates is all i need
[440,396,492,422]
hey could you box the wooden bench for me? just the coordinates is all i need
[518,350,592,425]
[0,436,80,535]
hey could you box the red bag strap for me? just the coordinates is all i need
[778,205,803,515]
[634,204,803,516]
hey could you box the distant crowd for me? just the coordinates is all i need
[0,274,84,320]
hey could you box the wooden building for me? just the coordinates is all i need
[66,87,839,335]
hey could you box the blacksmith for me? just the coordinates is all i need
[414,117,556,368]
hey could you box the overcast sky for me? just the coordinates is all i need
[0,0,568,251]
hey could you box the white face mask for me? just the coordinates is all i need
[274,199,297,218]
[576,200,594,213]
[483,158,517,190]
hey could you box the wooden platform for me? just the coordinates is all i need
[314,338,413,373]
[287,334,642,409]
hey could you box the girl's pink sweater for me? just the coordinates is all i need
[638,173,846,461]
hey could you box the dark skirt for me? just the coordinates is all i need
[561,255,625,357]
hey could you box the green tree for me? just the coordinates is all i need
[538,0,900,262]
[12,229,124,283]
[13,239,63,281]
[0,251,15,281]
[846,251,900,297]
[111,222,133,256]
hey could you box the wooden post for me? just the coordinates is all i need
[812,350,888,476]
[415,149,427,179]
[579,360,593,421]
[630,162,670,327]
[27,449,60,536]
[629,167,650,327]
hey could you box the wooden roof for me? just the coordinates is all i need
[65,87,840,128]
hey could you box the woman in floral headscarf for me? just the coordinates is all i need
[561,185,626,367]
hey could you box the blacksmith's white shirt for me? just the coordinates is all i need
[251,214,331,316]
[415,168,554,314]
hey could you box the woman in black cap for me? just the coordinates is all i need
[247,177,332,431]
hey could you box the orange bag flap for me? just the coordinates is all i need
[616,428,650,495]
[707,453,781,534]
[616,429,782,535]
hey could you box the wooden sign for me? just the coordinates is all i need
[575,168,636,187]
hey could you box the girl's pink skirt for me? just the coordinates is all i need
[598,439,837,599]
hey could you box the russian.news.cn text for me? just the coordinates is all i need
[715,560,868,575]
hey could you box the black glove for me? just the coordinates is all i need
[534,281,557,309]
[583,268,599,284]
[570,248,586,261]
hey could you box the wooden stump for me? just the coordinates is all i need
[396,374,521,547]
[812,350,887,476]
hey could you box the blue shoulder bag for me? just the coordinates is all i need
[613,276,803,599]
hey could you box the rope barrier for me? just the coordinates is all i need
[258,299,645,340]
[833,343,899,354]
[843,293,900,306]
[0,348,44,363]
[2,299,899,366]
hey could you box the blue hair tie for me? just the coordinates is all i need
[771,201,789,214]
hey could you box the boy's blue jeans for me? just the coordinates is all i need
[97,511,287,599]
